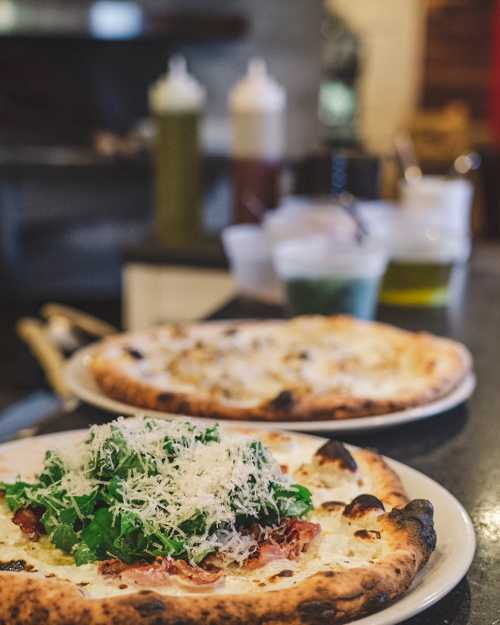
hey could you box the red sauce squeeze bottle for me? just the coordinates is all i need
[229,59,286,224]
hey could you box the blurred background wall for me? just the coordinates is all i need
[169,0,323,158]
[330,0,426,154]
[0,0,322,298]
[0,0,323,155]
[0,0,497,300]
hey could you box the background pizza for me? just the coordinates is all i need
[90,316,472,421]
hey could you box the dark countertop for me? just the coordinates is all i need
[1,244,500,624]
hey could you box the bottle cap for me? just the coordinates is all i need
[229,58,286,114]
[149,55,206,113]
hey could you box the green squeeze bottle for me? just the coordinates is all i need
[149,56,206,248]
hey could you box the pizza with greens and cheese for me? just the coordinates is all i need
[0,418,436,625]
[90,315,471,421]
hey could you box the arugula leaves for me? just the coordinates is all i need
[0,420,313,566]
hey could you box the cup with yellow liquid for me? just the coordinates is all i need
[375,214,470,307]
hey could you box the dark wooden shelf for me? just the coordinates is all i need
[123,239,228,270]
[0,11,248,44]
[0,146,151,175]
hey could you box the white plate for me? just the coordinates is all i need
[352,454,475,625]
[0,429,475,625]
[64,343,475,433]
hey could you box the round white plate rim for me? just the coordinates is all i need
[64,343,476,433]
[0,428,475,625]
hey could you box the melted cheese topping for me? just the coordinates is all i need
[0,427,391,599]
[99,318,450,406]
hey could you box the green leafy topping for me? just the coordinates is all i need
[0,418,312,566]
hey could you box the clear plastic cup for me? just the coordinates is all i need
[400,176,473,236]
[222,225,283,302]
[369,210,471,307]
[273,236,387,319]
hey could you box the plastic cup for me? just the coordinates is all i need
[370,211,471,307]
[273,236,387,319]
[222,225,283,302]
[400,176,473,236]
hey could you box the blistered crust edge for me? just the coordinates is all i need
[0,498,435,625]
[90,316,472,422]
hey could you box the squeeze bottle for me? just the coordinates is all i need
[229,59,286,223]
[149,56,206,246]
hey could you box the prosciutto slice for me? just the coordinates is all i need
[245,519,321,570]
[99,557,223,588]
[12,508,44,540]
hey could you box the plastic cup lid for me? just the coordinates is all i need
[360,208,470,262]
[273,236,387,280]
[389,225,468,262]
[222,225,272,260]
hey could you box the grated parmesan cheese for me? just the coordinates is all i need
[54,418,296,564]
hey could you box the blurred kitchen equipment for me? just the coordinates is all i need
[17,318,75,404]
[336,192,369,243]
[229,59,286,223]
[330,150,382,199]
[274,236,387,319]
[0,306,116,441]
[89,1,143,39]
[394,133,422,183]
[0,391,65,444]
[293,150,382,200]
[93,129,148,159]
[222,224,282,303]
[319,6,361,147]
[149,56,206,247]
[410,103,470,165]
[1,317,79,443]
[41,303,117,341]
[450,151,481,177]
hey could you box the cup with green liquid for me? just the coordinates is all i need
[273,237,387,319]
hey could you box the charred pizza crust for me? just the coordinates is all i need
[0,499,435,625]
[0,434,436,625]
[90,316,472,422]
